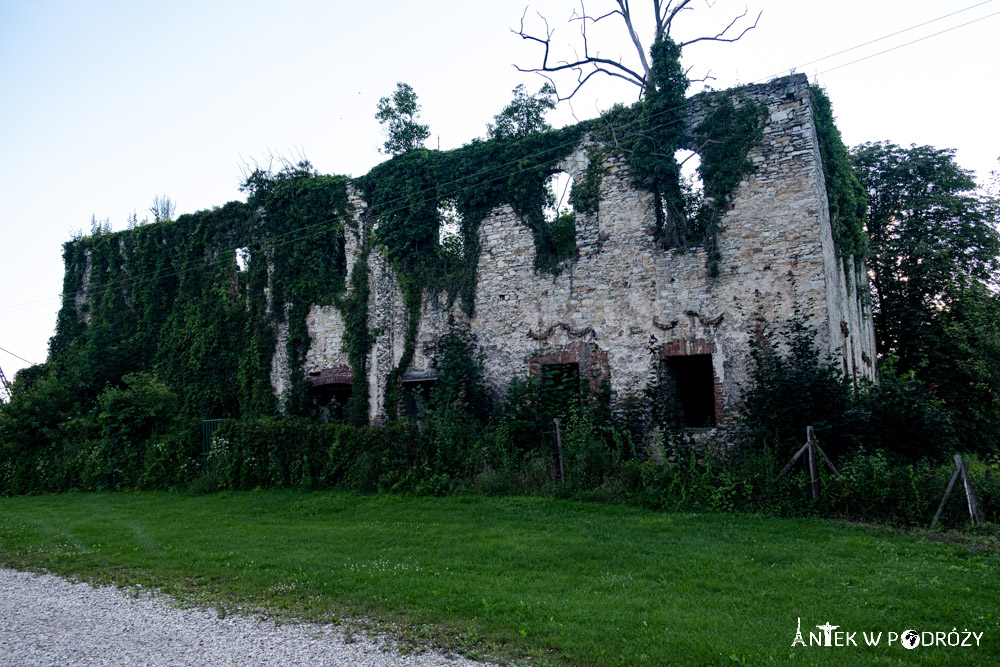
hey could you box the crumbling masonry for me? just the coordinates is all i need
[291,74,876,426]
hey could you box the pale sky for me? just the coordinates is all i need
[1,0,998,381]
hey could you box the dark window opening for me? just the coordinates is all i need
[308,383,352,424]
[662,355,716,428]
[539,362,581,418]
[402,379,438,427]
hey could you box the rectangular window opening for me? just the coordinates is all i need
[308,383,352,424]
[401,379,438,427]
[662,354,716,428]
[235,247,249,272]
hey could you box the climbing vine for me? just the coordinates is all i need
[596,37,689,250]
[810,85,868,282]
[568,144,607,215]
[30,62,803,442]
[242,162,352,415]
[357,126,586,410]
[691,93,768,276]
[595,37,765,277]
[332,242,374,426]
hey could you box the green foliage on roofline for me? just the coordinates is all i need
[594,38,767,278]
[17,66,841,445]
[810,85,868,281]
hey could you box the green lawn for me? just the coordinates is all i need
[0,491,996,665]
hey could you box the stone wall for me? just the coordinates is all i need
[298,74,876,424]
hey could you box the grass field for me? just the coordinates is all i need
[0,491,996,665]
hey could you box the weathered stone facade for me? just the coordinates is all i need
[299,74,876,425]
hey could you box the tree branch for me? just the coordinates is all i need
[514,1,761,100]
[679,8,761,48]
[513,3,647,101]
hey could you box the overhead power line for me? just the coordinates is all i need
[757,1,995,82]
[0,345,35,366]
[816,10,1000,76]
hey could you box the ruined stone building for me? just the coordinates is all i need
[57,74,875,429]
[290,73,876,427]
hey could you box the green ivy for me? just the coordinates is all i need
[810,85,868,282]
[332,243,373,426]
[568,144,607,215]
[242,163,352,415]
[692,93,768,277]
[596,37,689,252]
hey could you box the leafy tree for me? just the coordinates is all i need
[917,282,1000,452]
[487,83,557,141]
[851,142,1000,364]
[852,142,1000,453]
[375,82,431,155]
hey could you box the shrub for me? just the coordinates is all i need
[89,372,178,490]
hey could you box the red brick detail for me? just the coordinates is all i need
[657,339,717,357]
[308,364,353,387]
[527,342,611,396]
[656,338,724,425]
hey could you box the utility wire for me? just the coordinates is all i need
[0,345,34,366]
[816,11,1000,76]
[0,2,996,318]
[755,1,994,83]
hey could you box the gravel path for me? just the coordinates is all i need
[0,568,497,666]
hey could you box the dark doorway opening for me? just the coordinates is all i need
[308,383,352,423]
[402,379,438,427]
[662,354,716,427]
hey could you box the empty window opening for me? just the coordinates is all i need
[401,379,438,427]
[235,247,249,272]
[539,362,581,418]
[437,201,464,267]
[308,383,352,424]
[438,201,462,244]
[661,150,709,250]
[661,354,716,428]
[545,171,575,221]
[542,172,577,266]
[675,149,703,199]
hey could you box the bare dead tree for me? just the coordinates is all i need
[513,0,760,101]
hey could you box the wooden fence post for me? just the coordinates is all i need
[807,426,819,501]
[930,454,982,529]
[553,418,565,484]
[955,454,983,525]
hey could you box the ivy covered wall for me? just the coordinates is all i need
[45,73,872,431]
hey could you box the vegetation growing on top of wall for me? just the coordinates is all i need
[690,93,768,277]
[810,85,868,280]
[240,161,353,415]
[594,38,766,277]
[595,38,689,250]
[357,124,587,307]
[568,144,607,215]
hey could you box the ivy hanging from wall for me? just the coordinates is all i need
[810,85,868,286]
[40,70,838,437]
